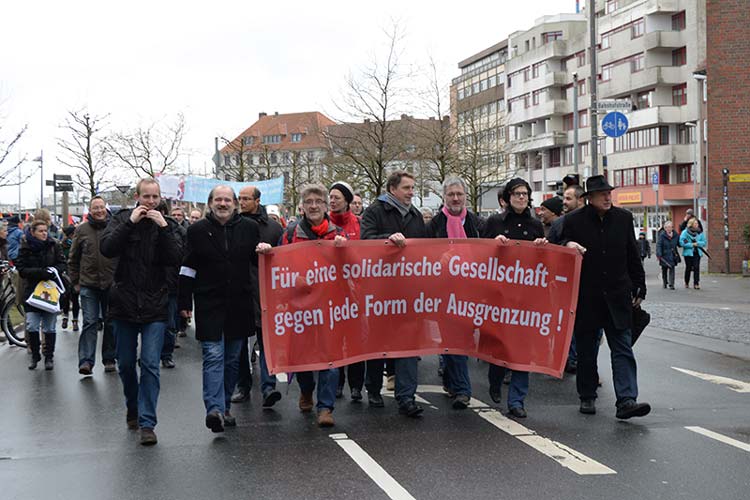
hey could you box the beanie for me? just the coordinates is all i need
[540,196,563,216]
[330,181,354,204]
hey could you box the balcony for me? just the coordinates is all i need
[505,40,569,73]
[508,99,569,125]
[599,65,688,97]
[643,30,684,51]
[508,131,568,153]
[627,105,687,128]
[644,0,681,14]
[607,144,693,169]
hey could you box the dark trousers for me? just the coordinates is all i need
[237,334,255,392]
[338,362,366,391]
[661,265,675,287]
[364,359,395,394]
[684,255,701,285]
[61,289,80,319]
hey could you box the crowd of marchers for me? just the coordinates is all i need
[0,168,706,446]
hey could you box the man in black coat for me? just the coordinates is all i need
[232,185,284,407]
[100,178,182,445]
[560,175,651,420]
[178,185,261,433]
[360,170,426,418]
[425,176,482,410]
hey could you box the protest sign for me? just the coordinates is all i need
[260,239,581,377]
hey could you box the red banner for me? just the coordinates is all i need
[260,239,582,378]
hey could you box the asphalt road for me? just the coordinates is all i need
[0,262,748,500]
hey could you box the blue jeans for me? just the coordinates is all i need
[26,311,57,333]
[202,338,244,415]
[394,357,419,407]
[576,326,638,406]
[113,319,166,429]
[161,294,177,361]
[78,286,115,367]
[443,355,471,397]
[256,330,277,395]
[488,365,529,409]
[297,368,339,411]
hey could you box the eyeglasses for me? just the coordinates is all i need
[511,191,529,198]
[303,199,326,207]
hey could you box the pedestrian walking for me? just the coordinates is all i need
[482,178,546,418]
[561,175,651,420]
[16,220,66,370]
[637,232,651,264]
[60,225,80,332]
[68,197,119,375]
[158,201,186,369]
[538,196,563,239]
[361,170,426,418]
[6,215,24,261]
[680,217,706,290]
[425,176,481,410]
[100,178,182,445]
[179,185,261,433]
[656,221,680,290]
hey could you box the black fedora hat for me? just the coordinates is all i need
[582,175,615,196]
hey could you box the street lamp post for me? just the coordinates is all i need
[693,72,707,223]
[684,121,698,215]
[33,151,43,208]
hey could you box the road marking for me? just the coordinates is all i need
[671,367,750,393]
[330,433,416,500]
[417,385,616,476]
[685,427,750,453]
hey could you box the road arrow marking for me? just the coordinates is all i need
[685,427,750,453]
[671,367,750,393]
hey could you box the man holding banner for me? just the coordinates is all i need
[425,176,482,410]
[360,170,426,418]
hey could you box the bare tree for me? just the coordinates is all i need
[0,121,32,187]
[57,110,111,197]
[217,135,250,181]
[106,113,185,178]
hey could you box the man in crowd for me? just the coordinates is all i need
[179,185,260,433]
[351,192,364,217]
[171,206,189,229]
[425,176,481,410]
[361,170,425,418]
[68,196,118,376]
[679,208,703,232]
[158,201,186,369]
[6,214,24,261]
[189,209,202,225]
[101,178,182,445]
[232,185,284,407]
[538,196,563,238]
[561,175,651,420]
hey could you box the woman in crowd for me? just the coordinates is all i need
[680,217,706,289]
[656,221,680,290]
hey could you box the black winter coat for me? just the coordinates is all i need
[560,204,646,332]
[656,230,680,268]
[360,197,426,240]
[481,208,545,241]
[241,206,283,328]
[100,208,182,323]
[426,209,483,239]
[16,237,66,313]
[165,217,187,294]
[177,212,260,341]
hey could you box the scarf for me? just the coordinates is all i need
[441,206,467,239]
[309,218,330,237]
[688,227,699,237]
[383,193,410,217]
[329,210,355,228]
[25,229,49,253]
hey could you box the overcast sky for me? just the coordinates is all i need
[1,0,573,207]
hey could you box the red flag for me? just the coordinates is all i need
[68,214,75,225]
[24,212,30,222]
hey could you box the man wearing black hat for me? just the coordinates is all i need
[560,175,651,420]
[538,197,563,238]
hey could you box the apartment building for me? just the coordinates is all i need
[450,41,511,213]
[496,0,706,232]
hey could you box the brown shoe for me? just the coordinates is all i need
[317,409,335,427]
[139,427,157,446]
[299,392,314,412]
[78,363,93,376]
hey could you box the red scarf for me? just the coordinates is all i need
[441,206,467,239]
[309,218,330,237]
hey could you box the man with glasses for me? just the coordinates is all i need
[232,186,284,407]
[482,178,546,418]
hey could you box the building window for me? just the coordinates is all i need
[577,79,586,96]
[631,53,645,73]
[561,56,573,72]
[631,19,645,38]
[489,75,497,88]
[601,63,613,81]
[457,88,465,100]
[563,113,574,131]
[242,136,254,146]
[532,89,542,106]
[270,152,278,164]
[532,62,543,79]
[550,148,561,168]
[542,31,563,44]
[507,75,512,88]
[263,135,281,144]
[636,89,654,109]
[672,47,687,66]
[672,83,687,106]
[523,67,530,82]
[472,81,480,94]
[523,94,530,108]
[614,126,670,152]
[223,154,231,166]
[601,32,611,50]
[672,11,686,31]
[480,79,488,91]
[677,125,696,144]
[577,51,586,67]
[579,109,589,128]
[291,133,303,143]
[676,164,693,183]
[606,0,618,14]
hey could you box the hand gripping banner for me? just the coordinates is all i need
[260,239,582,377]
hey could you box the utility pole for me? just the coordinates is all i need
[588,0,599,176]
[573,73,580,174]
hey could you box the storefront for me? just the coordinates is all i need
[613,185,695,240]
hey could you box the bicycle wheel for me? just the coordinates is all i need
[2,299,26,348]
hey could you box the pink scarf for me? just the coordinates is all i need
[442,206,467,239]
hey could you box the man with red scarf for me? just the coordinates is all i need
[425,176,483,409]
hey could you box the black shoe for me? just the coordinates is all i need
[398,400,424,418]
[508,406,527,418]
[564,360,577,374]
[231,388,250,403]
[580,399,596,414]
[44,358,54,371]
[663,283,667,289]
[452,394,470,410]
[205,411,225,433]
[126,410,139,430]
[72,320,79,332]
[161,358,175,369]
[28,358,39,370]
[262,390,282,408]
[223,412,237,427]
[489,387,502,404]
[61,317,68,329]
[616,400,651,419]
[351,388,363,402]
[139,427,157,445]
[368,392,385,408]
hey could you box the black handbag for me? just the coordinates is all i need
[673,247,681,265]
[631,305,650,346]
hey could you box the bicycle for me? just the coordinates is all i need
[0,260,26,348]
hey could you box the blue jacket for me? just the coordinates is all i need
[680,229,707,258]
[656,229,680,267]
[7,225,23,260]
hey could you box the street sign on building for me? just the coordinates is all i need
[602,112,629,138]
[594,99,632,112]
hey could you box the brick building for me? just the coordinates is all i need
[706,0,750,273]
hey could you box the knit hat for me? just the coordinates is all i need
[502,178,532,205]
[330,181,354,204]
[63,225,76,236]
[540,196,563,216]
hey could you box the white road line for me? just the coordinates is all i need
[671,367,750,393]
[330,434,416,500]
[417,385,616,476]
[685,426,750,453]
